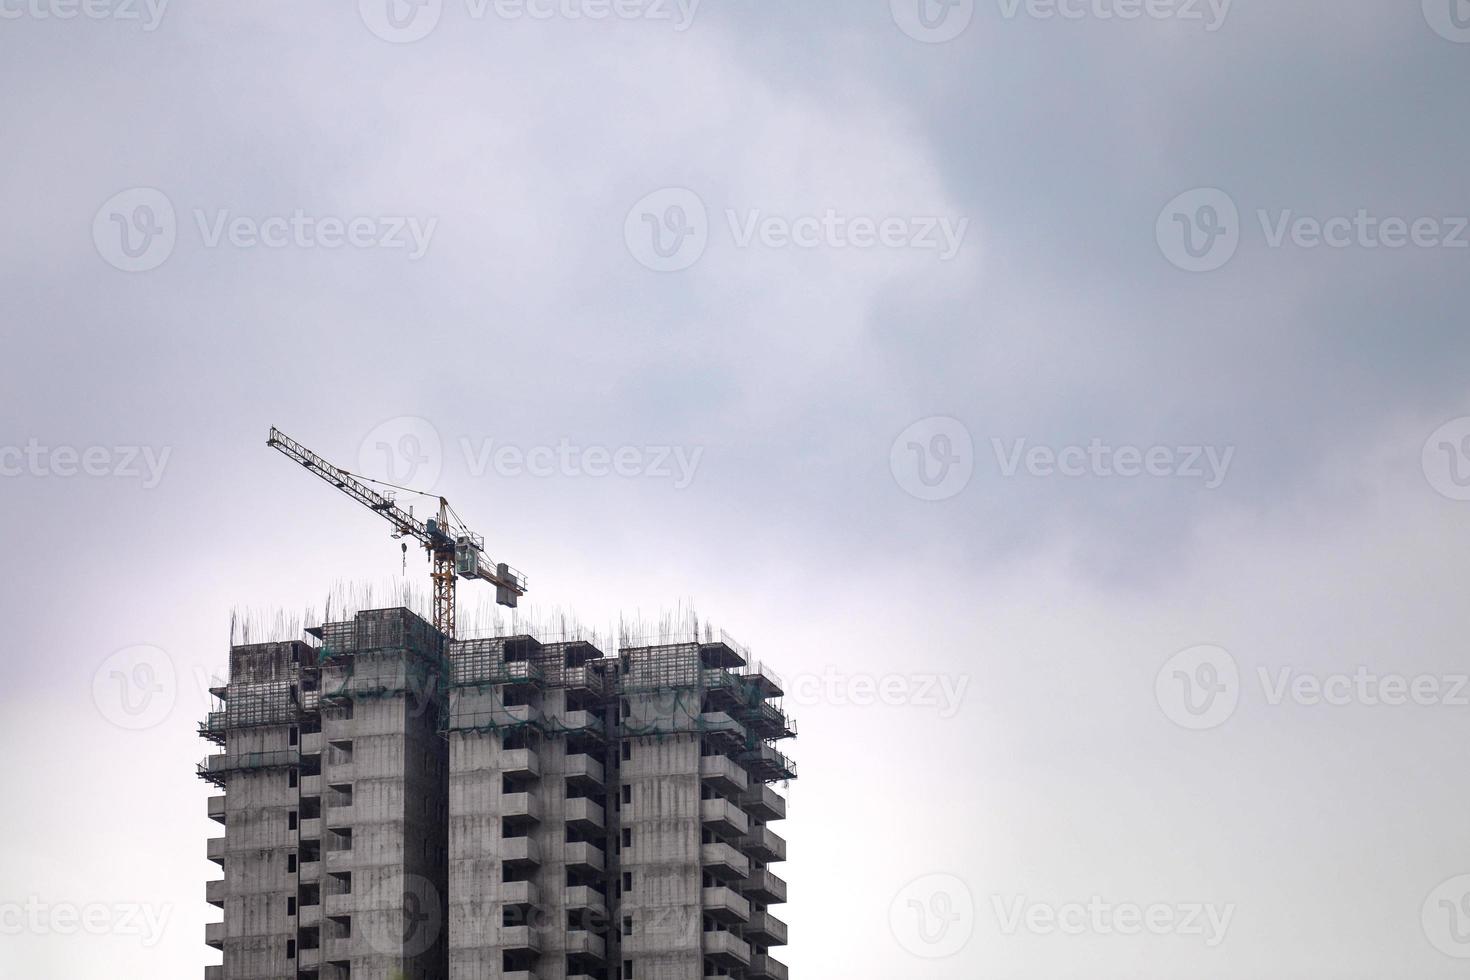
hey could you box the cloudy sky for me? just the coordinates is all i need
[3,0,1470,976]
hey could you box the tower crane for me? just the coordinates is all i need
[267,426,526,638]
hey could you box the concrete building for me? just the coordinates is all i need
[202,608,795,980]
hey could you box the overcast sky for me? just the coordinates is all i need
[3,1,1470,977]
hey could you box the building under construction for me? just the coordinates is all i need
[199,606,796,980]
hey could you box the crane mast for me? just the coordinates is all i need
[266,426,526,638]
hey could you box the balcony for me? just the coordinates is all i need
[747,954,789,980]
[198,711,226,744]
[195,748,301,787]
[502,748,541,780]
[500,924,541,953]
[453,656,545,689]
[703,930,750,968]
[701,798,749,839]
[739,784,786,822]
[207,795,226,825]
[324,891,352,917]
[699,712,746,749]
[501,880,539,908]
[564,934,605,963]
[701,668,750,710]
[502,792,542,826]
[744,701,796,741]
[701,886,750,924]
[738,743,796,783]
[700,755,748,796]
[739,826,786,864]
[745,910,788,946]
[300,817,322,841]
[204,921,224,950]
[564,929,607,961]
[205,966,222,980]
[561,710,606,738]
[701,842,749,880]
[501,836,541,869]
[299,902,321,929]
[565,797,605,834]
[742,662,784,698]
[451,702,540,733]
[564,885,607,919]
[743,867,787,905]
[564,753,604,790]
[205,879,224,908]
[565,841,605,874]
[206,837,225,866]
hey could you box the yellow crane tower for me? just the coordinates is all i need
[267,426,526,638]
